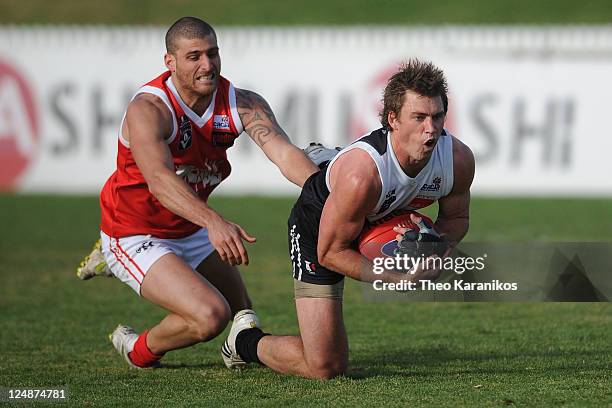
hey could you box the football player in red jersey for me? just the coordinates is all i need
[85,17,320,369]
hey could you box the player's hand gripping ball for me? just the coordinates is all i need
[358,210,447,260]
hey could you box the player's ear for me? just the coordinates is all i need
[164,53,176,72]
[388,111,399,131]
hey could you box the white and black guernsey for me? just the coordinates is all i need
[288,127,454,284]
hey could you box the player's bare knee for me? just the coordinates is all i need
[188,301,231,341]
[309,363,347,380]
[190,314,229,342]
[306,356,347,380]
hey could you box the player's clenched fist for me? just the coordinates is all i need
[207,216,257,266]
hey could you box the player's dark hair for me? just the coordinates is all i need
[380,59,448,129]
[165,17,216,54]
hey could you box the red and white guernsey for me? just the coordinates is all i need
[100,71,243,239]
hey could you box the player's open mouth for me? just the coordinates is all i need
[424,138,436,147]
[196,73,216,83]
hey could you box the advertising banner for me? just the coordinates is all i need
[1,26,611,195]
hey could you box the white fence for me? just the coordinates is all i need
[1,26,612,195]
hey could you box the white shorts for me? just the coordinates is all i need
[100,228,215,295]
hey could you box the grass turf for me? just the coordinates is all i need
[2,0,612,25]
[0,194,610,407]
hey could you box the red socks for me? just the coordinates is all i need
[128,331,164,368]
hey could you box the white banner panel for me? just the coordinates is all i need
[1,26,611,195]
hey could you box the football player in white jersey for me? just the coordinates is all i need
[222,59,475,379]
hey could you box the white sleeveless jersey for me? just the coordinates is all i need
[325,127,454,222]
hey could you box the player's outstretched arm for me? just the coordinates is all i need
[126,94,255,266]
[236,88,319,187]
[435,136,475,248]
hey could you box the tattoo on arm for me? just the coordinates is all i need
[249,124,274,146]
[236,88,289,147]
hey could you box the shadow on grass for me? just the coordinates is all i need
[161,362,219,370]
[153,346,605,381]
[347,345,606,379]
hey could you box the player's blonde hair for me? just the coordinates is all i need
[380,59,448,129]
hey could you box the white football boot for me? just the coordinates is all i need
[109,324,159,369]
[303,142,341,168]
[76,238,113,280]
[221,309,260,369]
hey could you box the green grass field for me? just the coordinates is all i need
[2,0,612,25]
[0,194,610,407]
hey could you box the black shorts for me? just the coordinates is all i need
[287,201,344,285]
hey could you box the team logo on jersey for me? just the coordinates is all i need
[175,161,223,189]
[178,115,192,151]
[420,177,442,192]
[213,115,231,130]
[212,131,237,147]
[377,188,397,214]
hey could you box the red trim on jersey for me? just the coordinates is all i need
[109,240,142,284]
[100,71,242,239]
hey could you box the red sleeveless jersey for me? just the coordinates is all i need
[100,71,243,238]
